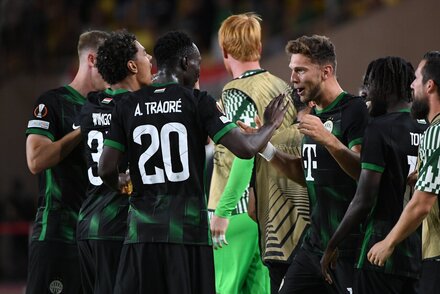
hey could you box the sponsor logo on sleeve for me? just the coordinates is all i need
[28,120,50,129]
[33,104,48,118]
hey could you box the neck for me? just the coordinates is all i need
[153,69,179,85]
[428,94,440,122]
[387,101,410,113]
[69,65,96,97]
[112,76,142,92]
[226,57,261,79]
[315,77,344,110]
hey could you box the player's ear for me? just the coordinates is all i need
[88,53,96,68]
[180,56,188,71]
[127,60,137,74]
[322,64,333,80]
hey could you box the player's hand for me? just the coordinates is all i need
[210,214,229,250]
[367,239,394,267]
[236,115,262,134]
[320,247,339,284]
[298,114,332,145]
[118,171,132,195]
[263,94,289,129]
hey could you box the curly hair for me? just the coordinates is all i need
[285,35,337,72]
[96,30,137,85]
[154,31,196,69]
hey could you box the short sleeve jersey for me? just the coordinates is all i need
[416,115,440,195]
[77,89,131,241]
[104,83,236,245]
[302,92,368,255]
[357,110,428,278]
[25,85,88,243]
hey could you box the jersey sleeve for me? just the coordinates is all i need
[344,97,369,149]
[26,93,59,141]
[103,100,126,152]
[360,121,386,173]
[196,91,236,143]
[222,88,258,128]
[215,157,254,218]
[415,126,440,195]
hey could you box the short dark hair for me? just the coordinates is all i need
[364,56,414,104]
[154,31,196,69]
[285,35,337,72]
[422,51,440,95]
[96,30,138,85]
[77,30,109,56]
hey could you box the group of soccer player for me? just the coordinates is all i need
[24,11,440,294]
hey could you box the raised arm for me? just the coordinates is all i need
[26,130,82,174]
[219,94,288,158]
[298,114,362,180]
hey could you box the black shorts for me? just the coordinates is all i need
[26,241,82,294]
[279,247,355,294]
[77,239,123,294]
[114,242,215,294]
[265,261,290,294]
[354,268,418,294]
[417,258,440,294]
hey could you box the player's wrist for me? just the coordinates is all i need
[259,142,276,161]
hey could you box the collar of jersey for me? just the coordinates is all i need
[152,82,178,87]
[64,85,86,104]
[396,108,410,113]
[237,69,266,79]
[105,88,129,95]
[315,91,346,114]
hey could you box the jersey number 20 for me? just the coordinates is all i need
[134,123,190,184]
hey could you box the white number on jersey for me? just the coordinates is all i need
[87,130,104,186]
[133,122,190,184]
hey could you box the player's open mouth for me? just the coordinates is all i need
[296,88,305,96]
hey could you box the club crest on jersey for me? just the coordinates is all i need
[102,97,113,104]
[324,120,333,133]
[49,279,63,294]
[34,104,48,118]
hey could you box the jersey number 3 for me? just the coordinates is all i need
[134,123,190,184]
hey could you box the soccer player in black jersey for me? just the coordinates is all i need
[98,31,288,294]
[367,52,440,294]
[25,30,109,294]
[76,30,153,294]
[252,35,369,294]
[321,57,428,294]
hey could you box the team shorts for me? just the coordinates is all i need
[418,257,440,294]
[354,268,418,294]
[279,247,355,294]
[26,240,82,294]
[77,239,123,294]
[113,242,215,294]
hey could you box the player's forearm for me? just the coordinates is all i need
[215,157,253,217]
[327,193,374,250]
[384,190,434,247]
[325,136,361,180]
[26,130,82,174]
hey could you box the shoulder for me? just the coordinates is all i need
[35,86,66,104]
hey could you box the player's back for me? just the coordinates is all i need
[77,89,130,240]
[107,83,235,244]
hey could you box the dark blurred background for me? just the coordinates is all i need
[0,0,439,292]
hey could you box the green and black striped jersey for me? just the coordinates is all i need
[302,92,368,255]
[26,85,88,243]
[356,110,427,278]
[416,115,440,195]
[77,89,130,241]
[104,83,236,245]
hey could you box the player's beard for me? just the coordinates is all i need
[411,98,429,120]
